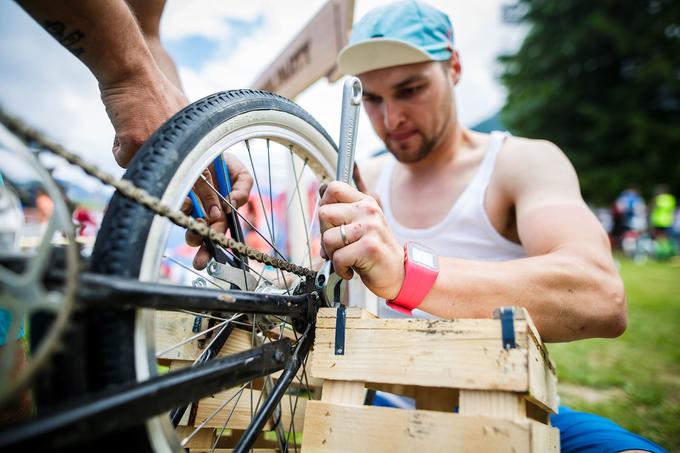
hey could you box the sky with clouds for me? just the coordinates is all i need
[0,0,525,190]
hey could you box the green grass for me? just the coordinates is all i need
[547,256,680,451]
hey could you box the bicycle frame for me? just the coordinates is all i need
[0,251,320,452]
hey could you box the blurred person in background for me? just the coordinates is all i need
[650,184,677,260]
[614,186,650,260]
[34,187,54,226]
[73,205,97,237]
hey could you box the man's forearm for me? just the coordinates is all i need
[17,0,158,86]
[418,250,627,342]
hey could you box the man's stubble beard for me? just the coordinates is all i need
[387,133,438,164]
[384,84,455,164]
[386,111,452,164]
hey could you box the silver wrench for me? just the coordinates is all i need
[315,77,362,305]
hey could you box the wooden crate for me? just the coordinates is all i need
[157,312,319,451]
[302,307,559,452]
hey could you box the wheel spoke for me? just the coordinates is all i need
[289,148,313,267]
[198,174,288,263]
[245,140,276,248]
[267,139,275,252]
[155,317,237,358]
[180,382,248,448]
[245,140,293,294]
[211,385,247,451]
[162,254,225,289]
[305,193,322,268]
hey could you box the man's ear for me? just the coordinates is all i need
[448,51,462,85]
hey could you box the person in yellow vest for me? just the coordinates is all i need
[650,184,677,259]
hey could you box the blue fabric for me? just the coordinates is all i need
[552,405,667,453]
[372,392,667,452]
[0,309,24,346]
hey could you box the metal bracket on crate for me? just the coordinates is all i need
[334,304,346,355]
[493,306,518,349]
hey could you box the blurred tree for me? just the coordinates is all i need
[499,0,680,204]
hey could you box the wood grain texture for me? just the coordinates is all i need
[321,380,365,405]
[312,308,558,413]
[301,402,559,452]
[188,386,306,431]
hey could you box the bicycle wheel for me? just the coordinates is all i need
[0,123,79,410]
[89,90,338,452]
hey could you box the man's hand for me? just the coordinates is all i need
[181,154,253,270]
[100,71,188,168]
[318,181,404,299]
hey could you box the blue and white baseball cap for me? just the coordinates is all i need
[338,0,454,75]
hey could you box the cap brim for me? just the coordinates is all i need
[338,38,433,75]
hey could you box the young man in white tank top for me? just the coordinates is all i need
[318,3,669,452]
[320,1,626,342]
[317,3,669,452]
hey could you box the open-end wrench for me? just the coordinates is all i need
[315,77,362,307]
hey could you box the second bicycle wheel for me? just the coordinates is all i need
[89,90,338,452]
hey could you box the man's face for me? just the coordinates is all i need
[358,60,458,163]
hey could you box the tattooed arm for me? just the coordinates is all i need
[17,0,187,167]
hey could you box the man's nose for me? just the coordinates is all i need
[382,99,403,130]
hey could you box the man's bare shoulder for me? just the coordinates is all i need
[358,153,392,192]
[496,135,580,196]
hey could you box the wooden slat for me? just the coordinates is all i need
[175,426,216,450]
[193,386,306,431]
[312,318,530,392]
[155,312,253,362]
[157,314,322,390]
[301,402,559,452]
[214,429,282,449]
[312,308,558,413]
[458,390,525,419]
[317,307,378,319]
[531,421,561,452]
[527,329,559,412]
[321,380,365,406]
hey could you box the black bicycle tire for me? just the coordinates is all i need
[85,90,337,451]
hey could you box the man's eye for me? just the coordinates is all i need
[363,94,381,103]
[398,86,424,98]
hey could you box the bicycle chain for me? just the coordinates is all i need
[0,111,317,279]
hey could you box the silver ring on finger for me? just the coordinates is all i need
[340,224,351,246]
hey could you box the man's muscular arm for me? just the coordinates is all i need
[415,140,626,341]
[17,0,187,167]
[320,140,626,342]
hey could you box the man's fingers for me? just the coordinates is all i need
[330,242,360,280]
[320,181,365,205]
[193,244,211,270]
[318,183,328,199]
[185,217,207,247]
[321,224,358,258]
[225,153,253,209]
[181,196,192,215]
[194,168,223,221]
[318,203,355,233]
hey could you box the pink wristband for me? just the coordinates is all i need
[386,242,439,315]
